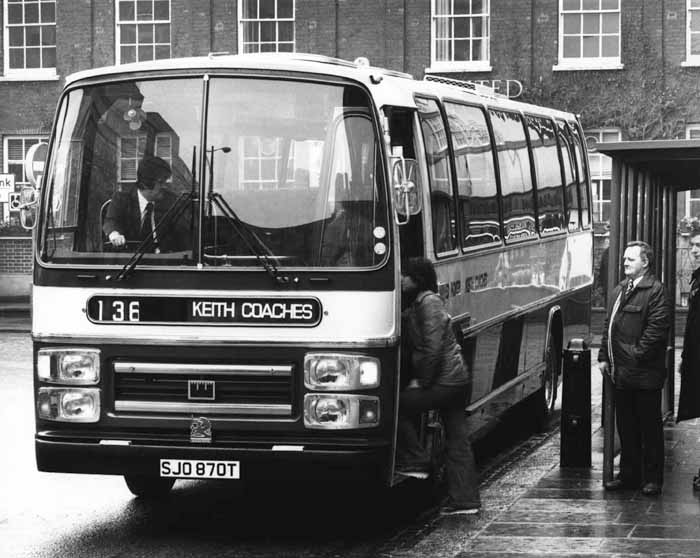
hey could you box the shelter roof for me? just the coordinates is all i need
[597,139,700,190]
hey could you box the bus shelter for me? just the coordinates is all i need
[596,139,700,482]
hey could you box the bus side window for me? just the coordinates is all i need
[570,124,592,229]
[416,97,457,256]
[556,120,580,231]
[525,115,566,236]
[444,101,500,249]
[386,106,425,261]
[489,109,536,242]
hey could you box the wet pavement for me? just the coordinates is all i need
[4,300,699,556]
[392,348,700,558]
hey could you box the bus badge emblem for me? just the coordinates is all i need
[188,379,215,401]
[190,417,212,444]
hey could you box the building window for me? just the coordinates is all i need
[586,128,620,224]
[116,0,171,64]
[239,0,295,53]
[118,134,172,187]
[684,0,700,65]
[2,136,45,233]
[429,0,491,72]
[555,0,622,71]
[3,0,57,79]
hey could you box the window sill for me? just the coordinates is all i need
[0,71,60,82]
[552,61,623,72]
[425,63,493,74]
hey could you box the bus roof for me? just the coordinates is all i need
[64,52,578,122]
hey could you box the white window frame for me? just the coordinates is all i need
[427,0,492,73]
[237,0,295,54]
[2,135,46,226]
[683,124,700,215]
[117,134,172,185]
[554,0,623,72]
[585,128,620,224]
[115,0,172,65]
[3,135,46,186]
[2,0,58,81]
[683,1,700,67]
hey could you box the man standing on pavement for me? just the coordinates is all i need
[598,241,671,496]
[676,227,700,491]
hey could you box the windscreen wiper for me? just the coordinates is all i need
[110,191,194,282]
[207,192,290,285]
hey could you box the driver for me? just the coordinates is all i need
[103,155,189,252]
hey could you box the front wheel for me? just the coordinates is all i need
[124,474,175,498]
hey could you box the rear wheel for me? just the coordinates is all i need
[124,474,175,498]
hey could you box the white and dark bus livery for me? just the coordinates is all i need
[23,53,592,496]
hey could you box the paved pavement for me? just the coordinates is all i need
[396,352,700,558]
[5,303,698,557]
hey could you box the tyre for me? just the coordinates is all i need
[532,332,562,431]
[124,474,175,498]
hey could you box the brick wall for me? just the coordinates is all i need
[0,238,32,274]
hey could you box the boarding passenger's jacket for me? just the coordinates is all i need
[403,291,470,388]
[598,273,671,390]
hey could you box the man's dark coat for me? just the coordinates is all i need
[678,267,700,421]
[598,272,671,390]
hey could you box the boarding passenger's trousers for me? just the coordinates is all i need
[398,384,481,507]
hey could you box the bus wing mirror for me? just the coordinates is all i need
[19,186,38,230]
[24,141,48,188]
[392,157,421,225]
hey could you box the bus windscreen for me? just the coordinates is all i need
[39,76,388,269]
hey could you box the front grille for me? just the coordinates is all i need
[113,361,294,417]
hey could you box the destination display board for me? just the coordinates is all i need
[86,296,322,326]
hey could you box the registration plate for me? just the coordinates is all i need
[159,459,240,479]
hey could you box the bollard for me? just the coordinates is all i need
[560,338,592,467]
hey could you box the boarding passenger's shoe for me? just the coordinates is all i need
[604,477,638,491]
[395,463,430,480]
[641,482,661,496]
[440,500,481,516]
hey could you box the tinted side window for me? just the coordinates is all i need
[526,115,566,235]
[570,124,591,228]
[557,120,580,231]
[416,97,457,254]
[489,109,536,242]
[445,102,500,248]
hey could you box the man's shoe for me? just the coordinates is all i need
[440,501,481,516]
[396,464,430,480]
[604,478,636,491]
[641,482,661,496]
[693,470,700,491]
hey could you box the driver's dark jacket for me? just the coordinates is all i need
[403,291,470,388]
[103,187,189,251]
[598,273,671,390]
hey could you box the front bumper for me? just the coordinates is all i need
[36,436,392,481]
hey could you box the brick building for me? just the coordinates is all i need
[1,0,699,311]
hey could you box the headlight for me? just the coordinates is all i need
[37,348,100,384]
[304,353,380,390]
[303,394,379,429]
[37,388,101,422]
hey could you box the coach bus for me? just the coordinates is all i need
[22,53,592,497]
